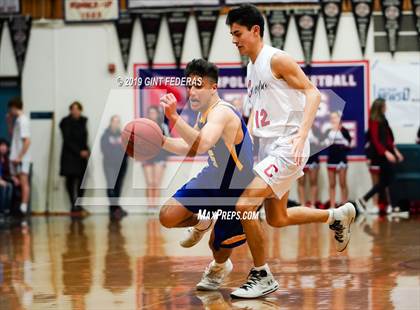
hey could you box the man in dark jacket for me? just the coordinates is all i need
[60,101,90,214]
[101,115,128,219]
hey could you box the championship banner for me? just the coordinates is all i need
[128,0,220,8]
[0,0,20,15]
[64,0,119,22]
[265,9,291,50]
[321,0,342,56]
[115,11,134,72]
[195,9,219,60]
[139,13,162,68]
[351,0,373,56]
[167,11,189,68]
[134,61,369,156]
[8,15,31,76]
[303,62,369,156]
[372,62,420,129]
[381,0,403,55]
[413,0,420,39]
[294,8,319,66]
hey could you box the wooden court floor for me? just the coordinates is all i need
[0,214,419,309]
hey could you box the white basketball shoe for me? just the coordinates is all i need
[230,268,279,299]
[329,202,356,252]
[179,219,213,248]
[196,259,233,291]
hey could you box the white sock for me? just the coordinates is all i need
[20,203,28,213]
[327,209,335,224]
[254,263,270,273]
[212,260,228,268]
[194,218,212,231]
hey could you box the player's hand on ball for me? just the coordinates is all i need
[160,93,179,121]
[290,133,306,166]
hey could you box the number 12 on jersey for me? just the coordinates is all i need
[255,109,270,128]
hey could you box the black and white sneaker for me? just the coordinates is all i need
[329,202,356,252]
[230,268,279,299]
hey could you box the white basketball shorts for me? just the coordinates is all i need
[253,136,309,199]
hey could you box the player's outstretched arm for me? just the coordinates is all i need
[161,93,227,156]
[196,105,230,154]
[271,52,321,165]
[162,137,193,156]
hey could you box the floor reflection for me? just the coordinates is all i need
[0,214,418,309]
[62,218,92,309]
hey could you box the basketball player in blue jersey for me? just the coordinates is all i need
[159,59,255,291]
[224,4,356,298]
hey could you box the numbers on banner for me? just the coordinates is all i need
[81,12,103,20]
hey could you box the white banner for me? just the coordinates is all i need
[372,61,420,141]
[0,0,20,15]
[64,0,119,22]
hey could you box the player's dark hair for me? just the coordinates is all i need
[8,97,23,110]
[69,101,83,112]
[226,4,264,37]
[185,58,219,84]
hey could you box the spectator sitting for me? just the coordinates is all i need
[0,139,12,215]
[0,138,21,216]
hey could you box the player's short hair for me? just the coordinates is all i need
[226,4,264,38]
[69,101,83,111]
[185,58,219,84]
[8,97,23,110]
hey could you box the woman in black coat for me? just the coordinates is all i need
[60,101,90,213]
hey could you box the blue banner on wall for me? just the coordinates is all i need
[134,61,369,157]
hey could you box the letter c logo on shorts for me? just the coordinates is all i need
[264,164,279,178]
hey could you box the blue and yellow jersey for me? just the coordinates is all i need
[196,101,254,190]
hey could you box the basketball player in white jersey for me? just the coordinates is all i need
[222,4,356,298]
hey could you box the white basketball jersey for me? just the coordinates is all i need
[246,45,306,138]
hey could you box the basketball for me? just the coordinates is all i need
[121,118,163,161]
